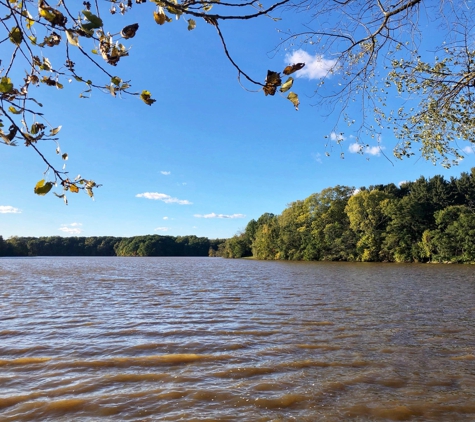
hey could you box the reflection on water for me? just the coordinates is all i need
[0,257,474,421]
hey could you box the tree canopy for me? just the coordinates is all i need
[1,0,474,201]
[221,168,475,263]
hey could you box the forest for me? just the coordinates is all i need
[219,169,475,263]
[0,235,224,258]
[2,169,475,263]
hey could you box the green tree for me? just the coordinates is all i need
[345,189,394,261]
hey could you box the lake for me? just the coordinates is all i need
[1,257,474,421]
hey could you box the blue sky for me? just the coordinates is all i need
[1,3,474,239]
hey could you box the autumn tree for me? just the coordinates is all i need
[1,0,474,203]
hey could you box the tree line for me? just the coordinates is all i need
[219,169,475,263]
[0,235,225,257]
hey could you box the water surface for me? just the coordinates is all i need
[1,257,474,421]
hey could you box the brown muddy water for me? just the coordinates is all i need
[0,257,474,421]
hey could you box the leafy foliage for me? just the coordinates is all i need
[222,168,475,263]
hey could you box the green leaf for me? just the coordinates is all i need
[287,92,300,110]
[280,77,294,93]
[34,179,53,196]
[187,19,196,31]
[140,90,156,106]
[111,76,122,86]
[0,77,13,93]
[9,26,23,45]
[8,106,21,114]
[82,10,103,29]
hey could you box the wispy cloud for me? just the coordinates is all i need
[314,152,323,164]
[160,171,171,175]
[59,223,83,235]
[462,146,474,154]
[154,227,170,232]
[136,192,192,205]
[194,213,246,219]
[348,143,385,156]
[163,216,169,220]
[0,206,21,214]
[285,50,337,80]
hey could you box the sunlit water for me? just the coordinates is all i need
[1,257,474,421]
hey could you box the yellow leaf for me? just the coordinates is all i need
[287,92,300,111]
[69,184,79,193]
[140,90,156,106]
[280,77,294,93]
[34,179,53,196]
[8,106,21,114]
[153,9,168,25]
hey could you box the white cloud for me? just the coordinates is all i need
[0,206,21,214]
[330,132,346,142]
[161,171,171,175]
[348,143,362,153]
[314,153,323,164]
[352,188,361,196]
[163,216,169,220]
[285,50,337,80]
[194,213,246,219]
[154,227,170,232]
[59,223,83,235]
[462,146,474,154]
[136,192,192,205]
[398,180,408,187]
[348,143,385,156]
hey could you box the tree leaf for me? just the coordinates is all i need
[283,63,305,75]
[66,30,80,47]
[69,184,79,193]
[8,106,21,114]
[287,92,300,110]
[187,19,196,31]
[9,27,23,45]
[50,126,62,136]
[34,179,53,196]
[280,77,294,93]
[140,90,156,106]
[111,76,122,86]
[0,77,13,93]
[263,70,281,96]
[153,9,169,25]
[62,153,68,160]
[82,10,103,29]
[121,23,139,39]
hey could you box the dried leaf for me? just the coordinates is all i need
[50,126,62,136]
[153,9,169,25]
[62,153,68,160]
[66,30,80,47]
[69,184,79,193]
[280,77,294,93]
[287,92,300,110]
[263,70,281,96]
[121,23,139,39]
[283,63,305,75]
[140,90,156,106]
[187,19,196,31]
